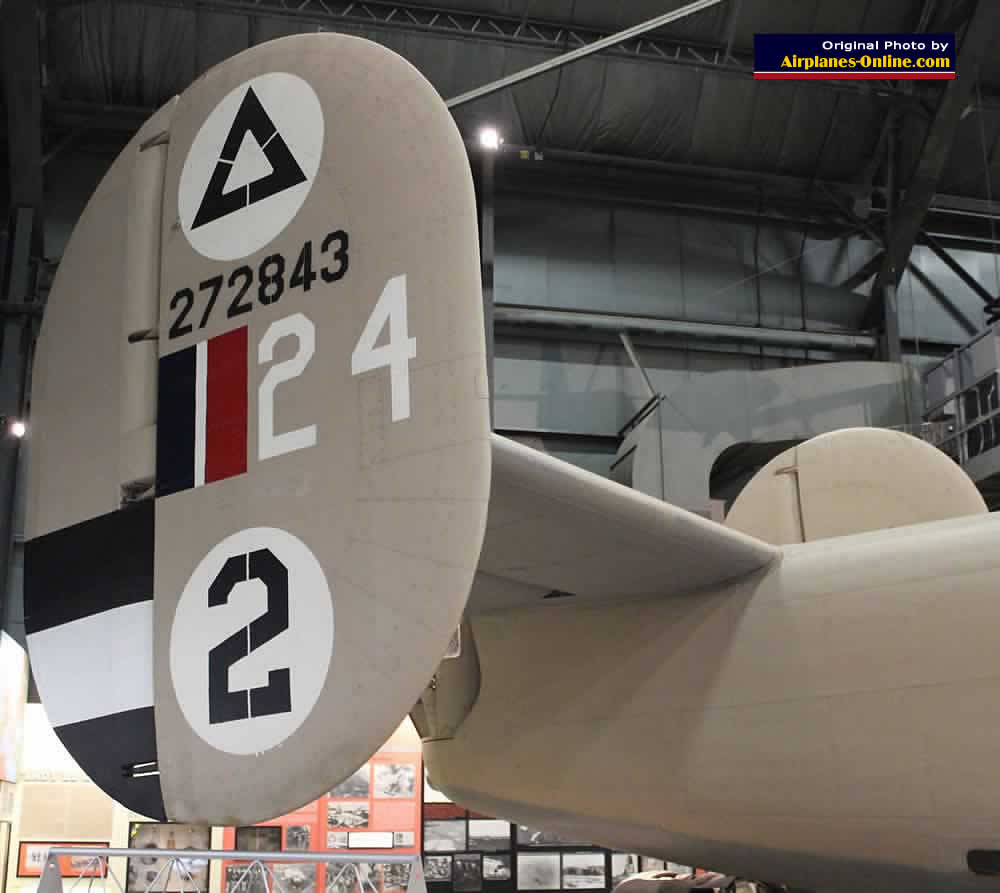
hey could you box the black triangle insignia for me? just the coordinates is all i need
[192,86,308,230]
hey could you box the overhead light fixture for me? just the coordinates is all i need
[6,419,26,439]
[478,126,502,151]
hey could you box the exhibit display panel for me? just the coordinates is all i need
[0,635,26,786]
[0,823,11,893]
[421,777,646,893]
[127,824,211,893]
[219,723,422,893]
[6,706,119,893]
[17,841,108,878]
[2,711,697,893]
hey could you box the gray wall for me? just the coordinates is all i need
[495,197,873,331]
[489,195,995,475]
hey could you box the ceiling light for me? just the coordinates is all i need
[478,126,502,151]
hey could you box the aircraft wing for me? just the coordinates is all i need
[467,434,780,614]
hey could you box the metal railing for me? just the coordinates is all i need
[38,847,426,893]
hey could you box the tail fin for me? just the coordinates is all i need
[25,32,783,827]
[26,33,490,823]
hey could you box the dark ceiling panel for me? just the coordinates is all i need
[195,11,250,76]
[685,75,756,168]
[936,109,1000,200]
[48,2,195,106]
[44,0,999,209]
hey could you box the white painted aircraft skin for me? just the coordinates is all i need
[426,508,1000,893]
[22,27,1000,893]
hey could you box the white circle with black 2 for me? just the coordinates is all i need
[178,72,324,261]
[170,526,334,755]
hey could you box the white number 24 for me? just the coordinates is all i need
[257,275,416,461]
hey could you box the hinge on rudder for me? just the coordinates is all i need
[410,620,480,741]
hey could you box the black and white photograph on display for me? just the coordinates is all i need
[328,802,370,829]
[467,820,510,852]
[483,856,511,882]
[516,853,560,891]
[236,827,282,853]
[226,864,269,893]
[329,766,371,799]
[272,864,317,893]
[373,763,416,798]
[453,854,482,893]
[516,827,590,848]
[393,832,415,847]
[325,865,361,893]
[381,864,411,891]
[327,832,349,849]
[562,853,605,889]
[353,864,377,893]
[285,826,311,851]
[324,874,349,893]
[127,823,211,893]
[424,820,467,852]
[611,855,639,887]
[423,770,451,804]
[423,856,452,883]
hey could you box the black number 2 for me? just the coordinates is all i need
[208,548,292,725]
[227,266,253,318]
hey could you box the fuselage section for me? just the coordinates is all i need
[425,511,1000,893]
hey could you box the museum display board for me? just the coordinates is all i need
[17,841,109,878]
[127,823,212,893]
[421,773,686,893]
[220,726,422,893]
[3,712,698,893]
[0,635,27,787]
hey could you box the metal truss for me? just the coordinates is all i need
[173,0,753,68]
[134,0,919,100]
[38,846,426,893]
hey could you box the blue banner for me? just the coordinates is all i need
[754,33,955,79]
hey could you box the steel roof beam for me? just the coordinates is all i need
[493,304,878,353]
[874,0,1000,294]
[923,233,996,307]
[446,0,726,108]
[125,0,934,103]
[831,192,979,337]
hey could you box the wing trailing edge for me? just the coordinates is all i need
[468,435,780,614]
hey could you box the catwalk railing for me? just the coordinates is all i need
[37,846,427,893]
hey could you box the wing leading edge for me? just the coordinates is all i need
[468,434,780,614]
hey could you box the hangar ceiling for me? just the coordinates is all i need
[3,0,990,272]
[4,0,1000,357]
[33,0,1000,194]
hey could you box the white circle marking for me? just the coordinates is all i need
[178,72,324,261]
[170,526,334,755]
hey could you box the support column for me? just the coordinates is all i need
[480,150,496,427]
[883,114,903,365]
[1,0,44,636]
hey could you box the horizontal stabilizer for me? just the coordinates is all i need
[469,435,779,613]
